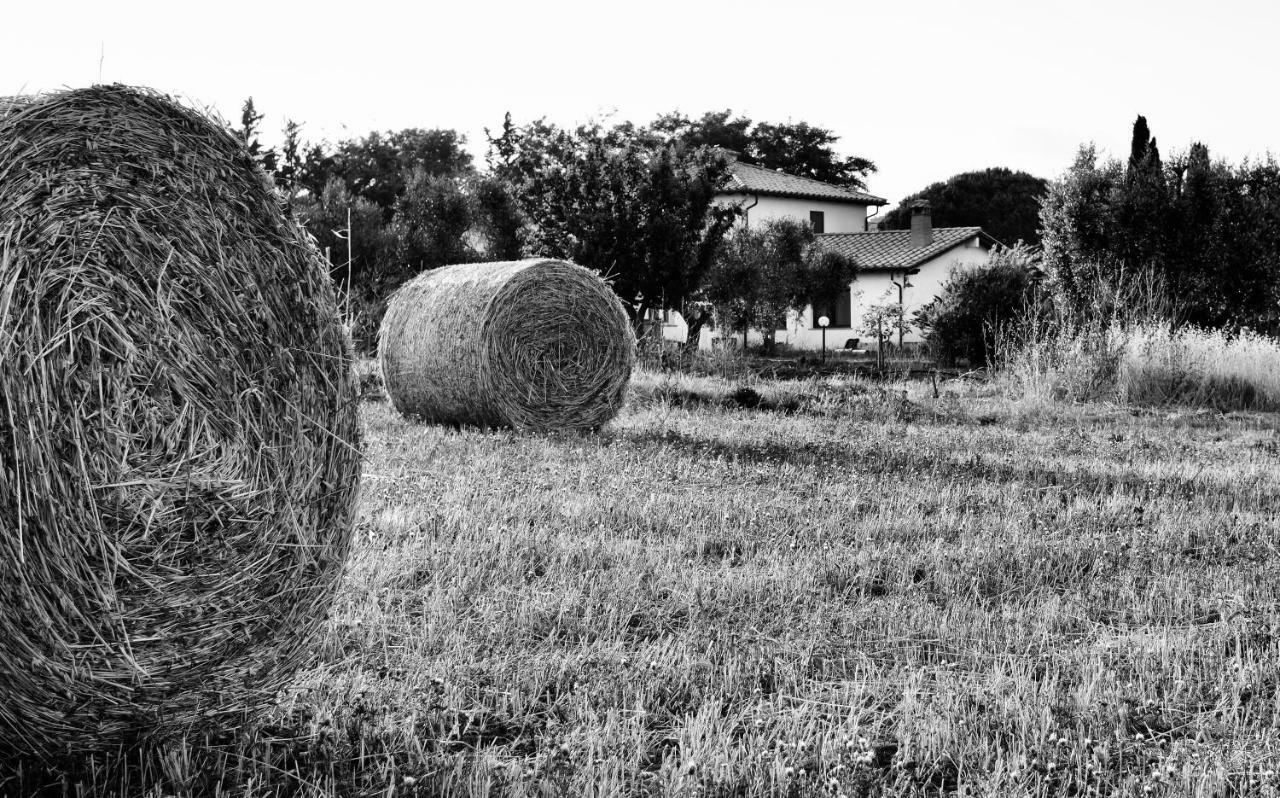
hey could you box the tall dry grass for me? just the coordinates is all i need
[1002,319,1280,412]
[997,263,1280,412]
[1118,324,1280,411]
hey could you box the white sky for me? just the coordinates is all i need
[3,0,1277,210]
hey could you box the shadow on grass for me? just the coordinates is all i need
[614,426,1273,511]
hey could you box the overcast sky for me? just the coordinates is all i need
[3,0,1276,210]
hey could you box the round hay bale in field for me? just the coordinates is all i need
[379,259,634,431]
[0,85,361,759]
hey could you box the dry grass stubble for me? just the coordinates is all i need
[13,369,1280,796]
[238,371,1280,796]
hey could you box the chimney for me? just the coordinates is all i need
[719,148,740,163]
[909,200,933,248]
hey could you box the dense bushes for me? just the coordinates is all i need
[232,102,527,352]
[915,245,1041,366]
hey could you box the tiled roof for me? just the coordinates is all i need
[816,227,993,271]
[721,160,887,205]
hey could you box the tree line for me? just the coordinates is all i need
[240,97,1280,361]
[236,101,870,350]
[916,116,1280,367]
[1040,116,1280,331]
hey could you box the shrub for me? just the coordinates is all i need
[915,244,1042,366]
[729,386,763,409]
[1001,315,1129,403]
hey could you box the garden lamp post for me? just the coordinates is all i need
[818,315,830,363]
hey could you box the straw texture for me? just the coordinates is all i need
[0,85,361,758]
[379,259,634,431]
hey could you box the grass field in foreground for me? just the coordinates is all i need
[25,369,1280,797]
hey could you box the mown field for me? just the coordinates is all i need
[21,368,1280,797]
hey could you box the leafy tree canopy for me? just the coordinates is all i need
[230,98,474,215]
[881,168,1048,246]
[390,169,473,281]
[487,114,739,341]
[652,109,876,190]
[705,218,857,350]
[324,128,473,215]
[230,98,504,352]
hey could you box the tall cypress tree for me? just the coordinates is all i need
[1117,115,1168,268]
[1129,115,1152,173]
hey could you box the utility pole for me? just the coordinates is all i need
[333,208,354,319]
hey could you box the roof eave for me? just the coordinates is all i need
[977,230,1006,249]
[717,188,888,205]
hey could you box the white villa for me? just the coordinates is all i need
[661,154,1000,351]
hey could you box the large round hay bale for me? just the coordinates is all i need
[0,86,361,758]
[379,259,634,431]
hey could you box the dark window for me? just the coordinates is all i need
[810,210,825,234]
[813,288,852,328]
